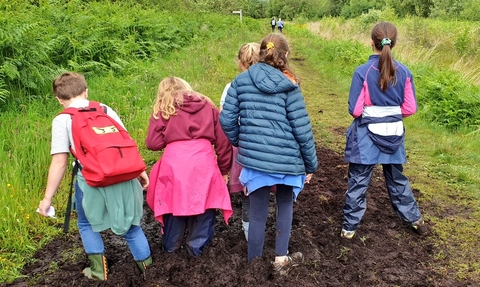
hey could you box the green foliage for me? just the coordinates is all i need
[0,1,243,106]
[340,0,379,19]
[358,9,383,27]
[429,0,463,18]
[244,0,463,21]
[415,69,480,130]
[0,80,8,103]
[0,18,57,102]
[126,0,480,21]
[453,27,478,56]
[459,0,480,20]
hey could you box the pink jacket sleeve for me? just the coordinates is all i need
[401,77,417,117]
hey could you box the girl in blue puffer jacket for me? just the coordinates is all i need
[220,33,318,275]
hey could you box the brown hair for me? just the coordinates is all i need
[237,42,260,71]
[152,77,214,120]
[371,22,397,91]
[52,72,88,100]
[259,33,299,83]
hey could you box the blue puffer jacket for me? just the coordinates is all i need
[220,63,318,175]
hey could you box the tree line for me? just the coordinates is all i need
[139,0,480,21]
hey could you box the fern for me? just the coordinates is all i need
[0,79,8,103]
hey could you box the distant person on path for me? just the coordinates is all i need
[146,77,233,257]
[38,72,152,281]
[341,22,427,240]
[271,17,276,32]
[277,18,284,33]
[219,42,260,241]
[220,33,318,275]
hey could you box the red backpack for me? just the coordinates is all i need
[60,101,146,187]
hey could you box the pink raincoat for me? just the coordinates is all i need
[147,139,233,227]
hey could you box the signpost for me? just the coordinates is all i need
[232,10,242,22]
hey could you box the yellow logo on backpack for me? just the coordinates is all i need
[92,126,119,134]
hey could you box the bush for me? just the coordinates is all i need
[0,1,236,106]
[415,68,480,130]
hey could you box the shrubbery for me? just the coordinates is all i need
[0,0,238,107]
[415,68,480,130]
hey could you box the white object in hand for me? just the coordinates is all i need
[36,206,56,218]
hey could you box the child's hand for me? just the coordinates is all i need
[138,171,150,190]
[38,199,53,217]
[305,173,313,184]
[222,174,229,184]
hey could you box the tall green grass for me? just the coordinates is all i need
[0,100,65,280]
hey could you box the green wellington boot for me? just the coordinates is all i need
[136,255,153,279]
[83,253,108,281]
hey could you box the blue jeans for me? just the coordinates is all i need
[248,184,293,262]
[75,181,151,261]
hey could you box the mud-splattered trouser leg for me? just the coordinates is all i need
[123,225,151,261]
[382,164,422,223]
[163,210,216,257]
[162,214,186,253]
[185,209,216,256]
[342,163,375,232]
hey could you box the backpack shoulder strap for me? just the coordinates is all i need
[88,101,101,110]
[58,101,101,116]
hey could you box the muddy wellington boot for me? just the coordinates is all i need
[136,255,153,279]
[83,253,108,281]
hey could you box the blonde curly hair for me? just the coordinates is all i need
[152,77,214,120]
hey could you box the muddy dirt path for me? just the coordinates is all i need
[4,146,472,287]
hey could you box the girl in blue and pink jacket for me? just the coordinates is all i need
[342,22,426,240]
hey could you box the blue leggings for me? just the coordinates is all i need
[248,184,293,262]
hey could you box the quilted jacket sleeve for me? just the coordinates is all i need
[285,88,318,174]
[219,80,240,147]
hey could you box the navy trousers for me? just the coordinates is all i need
[162,209,216,256]
[343,163,422,231]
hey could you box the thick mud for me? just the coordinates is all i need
[4,146,471,287]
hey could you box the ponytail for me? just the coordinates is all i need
[259,33,300,84]
[378,38,396,91]
[371,22,398,91]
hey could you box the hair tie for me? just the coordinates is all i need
[266,42,275,50]
[381,38,392,47]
